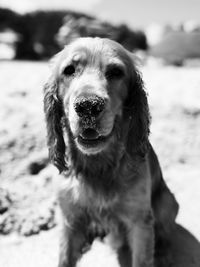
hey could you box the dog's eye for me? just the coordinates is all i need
[63,65,76,76]
[105,66,124,79]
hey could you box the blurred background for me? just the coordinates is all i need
[1,0,200,63]
[0,1,200,267]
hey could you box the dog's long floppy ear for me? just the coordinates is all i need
[43,63,67,173]
[124,59,151,157]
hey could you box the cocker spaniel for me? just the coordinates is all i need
[43,37,179,267]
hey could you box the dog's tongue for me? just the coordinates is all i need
[80,128,100,140]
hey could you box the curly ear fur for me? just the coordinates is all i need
[124,66,151,157]
[43,78,67,173]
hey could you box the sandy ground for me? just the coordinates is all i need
[0,60,200,267]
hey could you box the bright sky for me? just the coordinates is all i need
[1,0,200,29]
[0,0,100,13]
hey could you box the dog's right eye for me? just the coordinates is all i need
[63,65,76,76]
[105,65,124,80]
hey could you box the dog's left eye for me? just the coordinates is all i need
[105,66,124,79]
[63,65,76,76]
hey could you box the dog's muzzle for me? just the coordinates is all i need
[73,95,112,153]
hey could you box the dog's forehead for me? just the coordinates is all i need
[63,38,128,65]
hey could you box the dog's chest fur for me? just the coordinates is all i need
[59,160,150,235]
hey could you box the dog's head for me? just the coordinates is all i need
[44,37,150,172]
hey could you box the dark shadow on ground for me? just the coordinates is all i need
[170,224,200,267]
[118,224,200,267]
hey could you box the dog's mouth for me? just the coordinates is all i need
[76,128,112,153]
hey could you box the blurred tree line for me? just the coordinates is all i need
[0,8,148,60]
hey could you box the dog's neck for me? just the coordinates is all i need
[66,133,126,192]
[63,116,141,192]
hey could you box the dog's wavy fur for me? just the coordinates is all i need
[43,37,179,267]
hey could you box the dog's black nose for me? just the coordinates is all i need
[74,96,106,117]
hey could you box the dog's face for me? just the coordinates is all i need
[54,38,132,154]
[44,37,150,171]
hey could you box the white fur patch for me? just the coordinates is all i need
[77,239,120,267]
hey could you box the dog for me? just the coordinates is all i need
[43,37,179,267]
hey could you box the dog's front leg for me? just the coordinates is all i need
[58,222,86,267]
[128,214,155,267]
